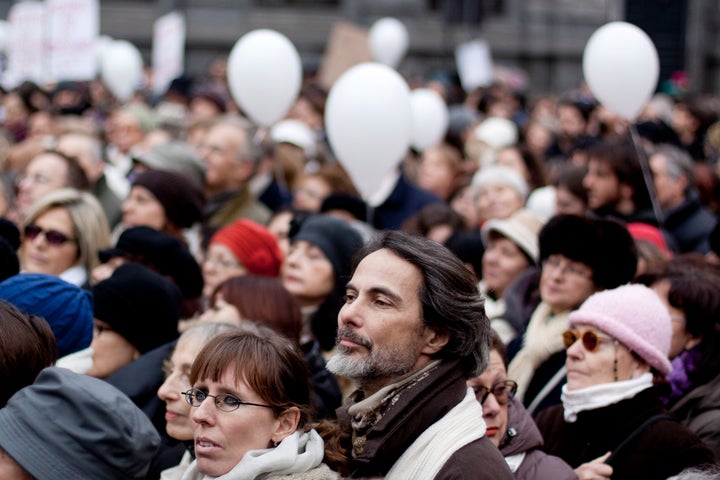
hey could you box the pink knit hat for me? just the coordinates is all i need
[210,219,283,277]
[568,284,672,376]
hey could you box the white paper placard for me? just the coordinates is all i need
[152,11,185,96]
[5,1,46,88]
[47,0,99,82]
[455,39,494,92]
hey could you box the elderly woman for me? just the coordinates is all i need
[467,331,575,480]
[479,209,544,344]
[472,164,529,226]
[19,188,111,287]
[507,214,637,414]
[156,323,240,479]
[281,214,363,351]
[179,330,342,479]
[535,284,714,480]
[642,255,720,458]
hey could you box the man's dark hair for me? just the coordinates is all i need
[587,138,652,211]
[352,230,490,377]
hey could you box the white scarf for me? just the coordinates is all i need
[385,388,486,480]
[561,372,654,422]
[58,264,88,287]
[507,302,569,401]
[180,430,325,480]
[56,346,94,374]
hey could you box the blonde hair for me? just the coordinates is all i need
[23,188,111,277]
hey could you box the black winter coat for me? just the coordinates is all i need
[535,387,715,480]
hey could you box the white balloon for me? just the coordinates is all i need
[409,88,449,151]
[368,17,409,69]
[227,29,302,127]
[582,21,659,121]
[100,40,143,102]
[325,62,412,200]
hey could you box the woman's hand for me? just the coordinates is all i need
[574,451,613,480]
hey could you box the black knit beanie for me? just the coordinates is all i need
[92,263,181,353]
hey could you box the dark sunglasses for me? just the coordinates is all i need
[474,380,518,406]
[562,329,615,352]
[24,223,75,246]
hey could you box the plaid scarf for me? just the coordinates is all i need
[346,360,441,458]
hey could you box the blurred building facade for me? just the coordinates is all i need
[0,0,717,98]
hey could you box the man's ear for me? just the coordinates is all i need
[421,327,450,355]
[271,406,300,445]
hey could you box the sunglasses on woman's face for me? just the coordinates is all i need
[24,223,75,246]
[562,329,615,352]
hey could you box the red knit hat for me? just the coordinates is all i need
[210,219,283,277]
[627,222,671,258]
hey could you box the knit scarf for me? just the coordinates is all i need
[507,302,569,401]
[561,372,654,422]
[179,430,325,480]
[385,388,486,480]
[346,360,440,458]
[664,348,700,405]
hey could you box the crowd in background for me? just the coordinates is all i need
[0,55,719,479]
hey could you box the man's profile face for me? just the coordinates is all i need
[583,158,621,210]
[327,248,431,388]
[649,154,683,210]
[200,125,250,192]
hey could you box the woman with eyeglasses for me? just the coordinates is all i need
[468,331,576,480]
[506,214,637,415]
[178,330,343,479]
[187,274,342,419]
[535,284,714,480]
[19,188,111,288]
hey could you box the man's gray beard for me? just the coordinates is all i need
[326,345,417,381]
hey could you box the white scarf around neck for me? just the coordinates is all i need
[561,372,654,422]
[385,388,486,480]
[180,429,325,480]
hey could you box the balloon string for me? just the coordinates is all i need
[629,124,664,227]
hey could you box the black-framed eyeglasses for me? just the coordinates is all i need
[182,388,274,412]
[24,223,76,246]
[474,380,518,406]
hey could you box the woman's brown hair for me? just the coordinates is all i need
[0,301,58,406]
[211,275,302,343]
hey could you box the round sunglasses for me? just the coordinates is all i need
[24,223,76,246]
[562,329,616,352]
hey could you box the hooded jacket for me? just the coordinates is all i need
[499,397,577,480]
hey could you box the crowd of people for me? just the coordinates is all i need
[0,53,719,479]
